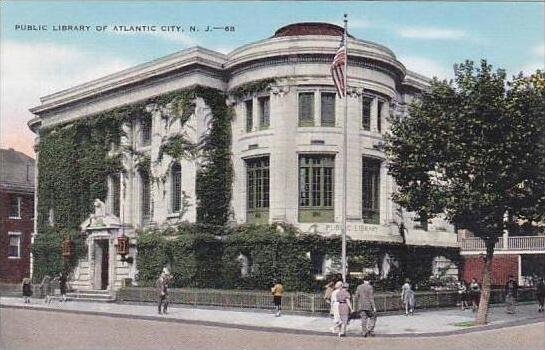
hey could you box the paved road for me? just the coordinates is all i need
[1,308,544,350]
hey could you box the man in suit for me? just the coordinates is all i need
[356,275,377,337]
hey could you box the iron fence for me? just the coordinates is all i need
[116,287,539,314]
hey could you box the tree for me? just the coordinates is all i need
[385,60,545,324]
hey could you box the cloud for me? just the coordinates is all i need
[399,56,453,80]
[0,41,134,156]
[397,27,466,40]
[532,43,544,58]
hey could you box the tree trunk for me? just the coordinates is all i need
[475,239,496,325]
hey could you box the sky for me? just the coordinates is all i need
[1,1,544,157]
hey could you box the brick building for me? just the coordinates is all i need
[0,148,35,283]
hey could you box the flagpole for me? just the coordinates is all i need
[341,14,348,283]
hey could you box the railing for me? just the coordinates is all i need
[116,287,539,314]
[459,238,503,251]
[460,236,545,251]
[508,236,545,250]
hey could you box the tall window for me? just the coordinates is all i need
[377,101,384,133]
[112,174,121,218]
[9,196,21,218]
[246,157,269,223]
[362,157,381,224]
[298,92,314,126]
[171,162,182,213]
[140,119,152,146]
[299,155,334,222]
[362,96,372,130]
[140,171,151,225]
[259,96,270,129]
[320,92,336,127]
[8,233,21,258]
[245,100,253,132]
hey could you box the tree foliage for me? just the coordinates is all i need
[386,60,545,323]
[386,61,545,239]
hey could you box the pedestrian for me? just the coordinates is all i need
[156,268,171,315]
[329,281,343,334]
[39,275,52,304]
[536,277,545,312]
[271,279,284,317]
[457,281,469,310]
[324,281,334,306]
[336,283,353,337]
[355,275,377,337]
[59,272,68,302]
[505,274,518,314]
[469,278,480,312]
[401,278,415,316]
[22,277,33,303]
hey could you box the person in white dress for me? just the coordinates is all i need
[329,281,343,333]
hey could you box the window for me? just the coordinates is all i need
[8,233,21,258]
[9,196,21,219]
[112,174,121,218]
[246,157,269,223]
[171,162,182,213]
[299,155,334,222]
[377,101,384,133]
[245,100,253,132]
[362,157,381,224]
[140,171,151,225]
[311,251,324,275]
[140,119,152,146]
[258,96,270,129]
[298,92,315,126]
[362,97,372,130]
[320,93,336,127]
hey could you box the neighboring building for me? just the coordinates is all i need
[459,229,545,287]
[28,23,459,291]
[0,148,35,283]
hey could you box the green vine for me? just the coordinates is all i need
[34,85,233,280]
[228,78,276,100]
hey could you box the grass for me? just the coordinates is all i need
[453,321,475,327]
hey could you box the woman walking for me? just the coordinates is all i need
[271,279,284,317]
[39,275,52,303]
[536,277,545,312]
[336,283,353,337]
[401,279,415,315]
[330,281,342,334]
[59,272,68,302]
[22,278,33,303]
[469,278,481,312]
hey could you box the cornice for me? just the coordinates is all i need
[30,47,227,115]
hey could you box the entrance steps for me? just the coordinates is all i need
[64,289,115,303]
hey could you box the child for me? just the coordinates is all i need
[22,278,33,304]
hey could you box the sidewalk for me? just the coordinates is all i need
[1,296,543,337]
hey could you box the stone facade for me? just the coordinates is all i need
[29,23,459,291]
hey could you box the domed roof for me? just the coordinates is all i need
[273,22,353,38]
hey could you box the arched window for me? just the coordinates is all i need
[171,162,182,213]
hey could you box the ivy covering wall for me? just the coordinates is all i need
[135,223,460,292]
[32,86,232,281]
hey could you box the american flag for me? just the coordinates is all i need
[331,37,346,98]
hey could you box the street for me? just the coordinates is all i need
[1,308,544,350]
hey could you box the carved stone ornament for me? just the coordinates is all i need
[80,199,121,231]
[270,85,290,96]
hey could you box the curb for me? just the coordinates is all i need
[1,303,543,338]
